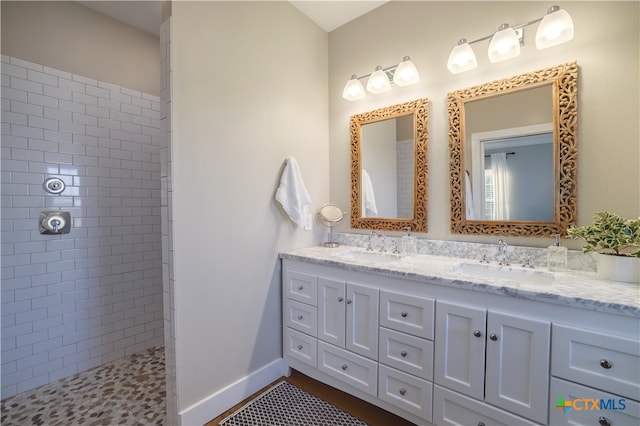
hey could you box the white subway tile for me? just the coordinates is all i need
[28,115,58,131]
[11,100,43,117]
[27,93,58,109]
[44,107,72,122]
[72,112,98,126]
[72,74,97,87]
[110,91,131,104]
[10,77,43,94]
[2,111,28,126]
[43,66,72,79]
[11,124,44,140]
[43,129,72,143]
[2,63,27,78]
[85,85,109,99]
[72,92,97,107]
[43,85,72,102]
[10,57,43,71]
[2,87,28,103]
[27,69,58,87]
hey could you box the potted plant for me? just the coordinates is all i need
[567,211,640,283]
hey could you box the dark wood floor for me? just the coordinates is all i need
[204,369,417,426]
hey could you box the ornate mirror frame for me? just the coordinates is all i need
[449,62,577,236]
[351,97,429,232]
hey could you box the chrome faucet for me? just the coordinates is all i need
[497,239,510,266]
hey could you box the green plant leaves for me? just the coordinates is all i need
[567,211,640,257]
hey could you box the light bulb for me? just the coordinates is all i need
[342,75,366,101]
[447,39,477,74]
[393,56,420,87]
[488,24,521,63]
[366,66,391,94]
[536,6,574,49]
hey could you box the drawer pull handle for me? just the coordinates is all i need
[401,311,408,318]
[297,315,303,320]
[600,359,612,369]
[489,333,498,341]
[473,330,482,338]
[598,416,612,426]
[346,299,352,304]
[478,423,486,426]
[297,345,303,350]
[399,388,406,396]
[400,351,408,358]
[338,297,344,302]
[297,285,304,290]
[341,364,348,370]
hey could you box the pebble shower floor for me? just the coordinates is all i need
[1,346,165,425]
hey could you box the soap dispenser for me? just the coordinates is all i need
[401,227,417,256]
[547,234,567,271]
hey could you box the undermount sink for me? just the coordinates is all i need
[449,262,555,284]
[335,250,402,264]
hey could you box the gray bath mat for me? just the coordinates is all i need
[219,381,369,426]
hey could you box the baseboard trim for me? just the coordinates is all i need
[178,358,284,425]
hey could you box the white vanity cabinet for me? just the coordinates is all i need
[281,254,640,426]
[433,300,550,424]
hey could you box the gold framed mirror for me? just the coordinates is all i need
[351,97,429,232]
[449,62,577,236]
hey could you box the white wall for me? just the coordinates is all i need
[169,1,328,419]
[329,1,640,248]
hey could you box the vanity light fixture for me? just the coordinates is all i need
[447,5,574,73]
[342,56,420,101]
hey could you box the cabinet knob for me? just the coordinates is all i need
[399,388,406,396]
[473,330,482,338]
[598,416,612,426]
[346,299,352,304]
[477,422,486,426]
[341,364,348,370]
[297,285,304,290]
[600,359,612,369]
[489,333,498,341]
[297,315,303,320]
[338,296,344,302]
[297,345,303,350]
[401,311,408,318]
[400,351,408,358]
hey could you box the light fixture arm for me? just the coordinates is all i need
[349,64,400,84]
[465,16,544,46]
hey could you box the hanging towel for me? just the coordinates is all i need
[465,170,477,220]
[361,169,378,217]
[275,157,311,226]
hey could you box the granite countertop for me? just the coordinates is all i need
[280,246,640,318]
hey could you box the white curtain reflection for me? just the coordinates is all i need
[490,152,509,220]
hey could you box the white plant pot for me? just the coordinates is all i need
[594,253,640,283]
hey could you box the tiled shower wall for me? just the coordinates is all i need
[1,55,164,399]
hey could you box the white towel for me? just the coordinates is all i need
[275,157,311,226]
[361,169,378,217]
[465,170,477,220]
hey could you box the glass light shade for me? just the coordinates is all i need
[488,24,521,63]
[536,6,574,49]
[393,56,420,87]
[366,66,391,94]
[342,75,366,101]
[447,39,477,74]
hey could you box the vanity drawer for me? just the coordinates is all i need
[379,327,433,380]
[379,290,434,340]
[433,385,539,426]
[284,299,317,336]
[378,364,433,421]
[552,324,640,400]
[284,269,317,306]
[549,377,640,425]
[317,340,377,397]
[284,327,317,368]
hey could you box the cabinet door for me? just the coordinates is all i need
[434,301,486,400]
[346,282,379,360]
[318,277,346,347]
[485,311,550,424]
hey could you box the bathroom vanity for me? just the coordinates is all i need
[280,246,640,426]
